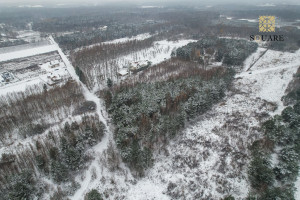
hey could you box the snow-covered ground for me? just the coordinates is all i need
[103,33,153,45]
[238,19,258,23]
[0,77,43,96]
[123,48,300,199]
[118,39,195,66]
[74,33,153,52]
[296,177,300,200]
[0,43,56,62]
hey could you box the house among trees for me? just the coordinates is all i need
[128,60,151,73]
[117,68,129,76]
[98,26,108,31]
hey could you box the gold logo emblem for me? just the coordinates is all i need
[259,16,275,32]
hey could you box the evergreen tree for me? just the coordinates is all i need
[85,189,103,200]
[75,66,85,83]
[7,170,36,200]
[107,78,113,88]
[248,155,274,190]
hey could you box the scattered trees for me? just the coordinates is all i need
[248,74,300,199]
[0,81,85,145]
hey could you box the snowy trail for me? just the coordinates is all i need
[50,36,120,199]
[50,36,135,200]
[237,61,300,78]
[49,36,108,128]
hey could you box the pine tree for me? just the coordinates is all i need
[85,189,103,200]
[107,78,113,88]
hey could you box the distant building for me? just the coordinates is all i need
[47,71,62,85]
[129,60,151,73]
[50,60,60,68]
[1,71,14,83]
[99,26,108,31]
[117,69,129,76]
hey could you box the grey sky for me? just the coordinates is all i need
[0,0,299,7]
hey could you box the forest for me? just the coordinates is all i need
[0,115,105,200]
[105,67,234,175]
[98,37,257,175]
[0,81,85,145]
[175,37,258,66]
[0,81,106,199]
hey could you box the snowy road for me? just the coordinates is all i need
[49,36,134,199]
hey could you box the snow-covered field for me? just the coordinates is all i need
[0,44,57,62]
[118,39,196,66]
[74,33,153,52]
[102,33,153,45]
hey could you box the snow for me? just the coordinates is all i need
[296,176,300,200]
[118,69,128,76]
[238,49,300,114]
[0,44,57,62]
[102,33,152,45]
[74,33,153,52]
[126,179,170,200]
[257,3,276,7]
[238,19,258,23]
[0,77,42,96]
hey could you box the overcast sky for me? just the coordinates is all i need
[0,0,299,7]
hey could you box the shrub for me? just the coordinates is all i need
[85,189,103,200]
[223,195,235,200]
[6,170,36,200]
[260,187,295,200]
[50,160,69,183]
[248,155,274,190]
